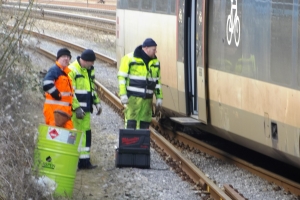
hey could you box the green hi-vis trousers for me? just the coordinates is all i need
[124,96,152,129]
[72,112,92,161]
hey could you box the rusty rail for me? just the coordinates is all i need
[36,45,300,200]
[24,29,116,65]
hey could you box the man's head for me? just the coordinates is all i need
[56,48,71,67]
[142,38,157,58]
[80,49,96,69]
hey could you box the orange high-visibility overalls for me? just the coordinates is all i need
[43,61,74,129]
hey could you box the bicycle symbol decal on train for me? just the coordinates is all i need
[226,0,240,47]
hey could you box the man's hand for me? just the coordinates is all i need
[120,95,128,105]
[156,98,163,108]
[95,103,102,115]
[75,107,85,119]
[51,89,61,100]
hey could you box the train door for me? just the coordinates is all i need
[184,0,208,123]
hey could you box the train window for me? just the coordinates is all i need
[155,0,168,14]
[270,0,293,86]
[128,0,140,10]
[141,0,153,12]
[170,0,176,14]
[117,0,123,8]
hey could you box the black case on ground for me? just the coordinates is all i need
[115,129,150,169]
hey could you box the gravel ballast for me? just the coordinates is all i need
[26,17,299,200]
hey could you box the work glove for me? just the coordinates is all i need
[51,89,61,100]
[120,95,128,105]
[75,107,85,119]
[95,103,102,115]
[156,98,163,108]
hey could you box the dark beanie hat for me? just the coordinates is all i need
[81,49,96,61]
[56,48,71,60]
[142,38,157,47]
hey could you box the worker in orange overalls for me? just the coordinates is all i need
[43,48,74,129]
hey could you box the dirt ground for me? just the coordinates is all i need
[27,1,120,198]
[72,104,123,199]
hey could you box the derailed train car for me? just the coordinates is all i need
[116,0,300,168]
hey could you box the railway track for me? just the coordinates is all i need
[5,2,116,16]
[10,0,117,10]
[93,70,300,199]
[24,29,116,65]
[3,4,116,33]
[22,4,300,198]
[154,120,300,197]
[36,49,235,199]
[34,47,300,199]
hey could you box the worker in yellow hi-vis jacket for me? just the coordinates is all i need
[68,49,102,170]
[117,38,163,129]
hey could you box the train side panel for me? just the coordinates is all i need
[207,0,300,167]
[116,0,300,168]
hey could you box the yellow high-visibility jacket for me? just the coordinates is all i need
[117,52,163,100]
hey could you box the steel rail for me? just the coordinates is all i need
[158,125,300,197]
[36,47,54,61]
[3,5,115,33]
[35,47,300,199]
[41,9,115,24]
[36,15,115,33]
[15,1,300,198]
[223,184,248,200]
[23,29,116,65]
[150,124,232,200]
[35,48,235,200]
[2,7,115,33]
[5,2,116,16]
[15,0,117,10]
[3,5,116,25]
[94,80,123,112]
[91,83,233,199]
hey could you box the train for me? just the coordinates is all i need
[116,0,300,169]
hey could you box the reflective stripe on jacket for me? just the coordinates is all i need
[68,58,100,113]
[43,63,73,117]
[117,52,163,99]
[43,62,74,129]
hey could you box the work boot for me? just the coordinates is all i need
[86,163,98,169]
[78,159,97,170]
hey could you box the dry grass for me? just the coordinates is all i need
[0,2,100,199]
[0,1,58,199]
[0,57,48,199]
[0,26,82,200]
